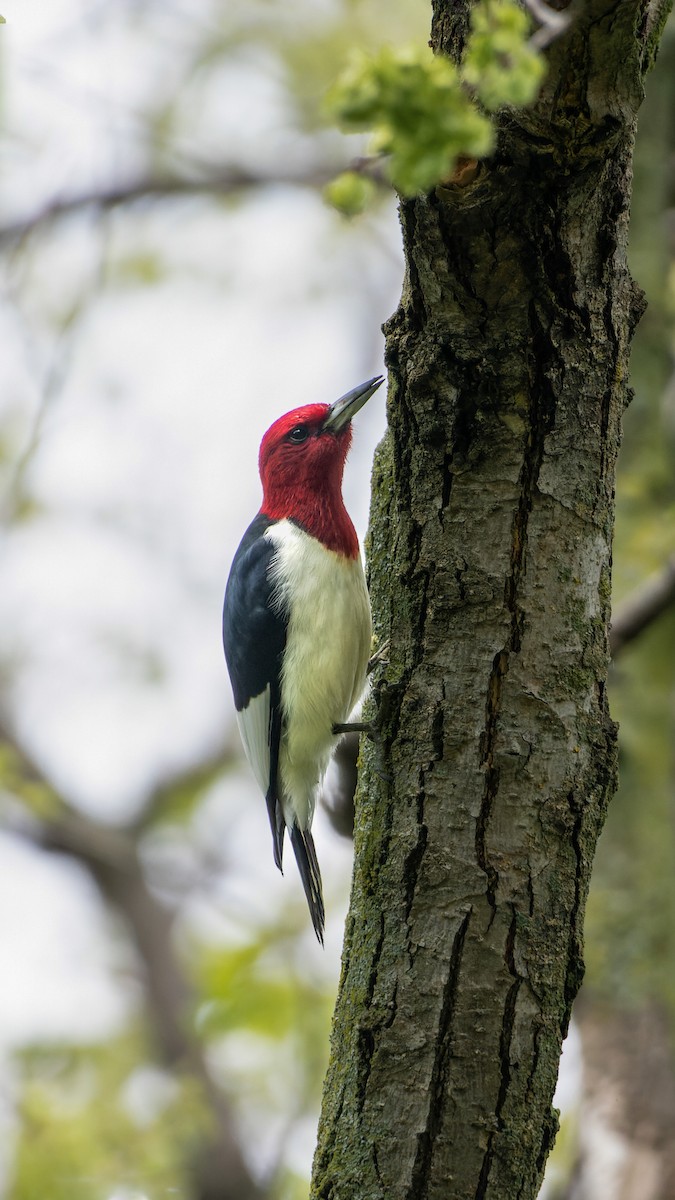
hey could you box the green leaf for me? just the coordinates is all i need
[462,0,546,112]
[326,45,494,196]
[323,170,376,216]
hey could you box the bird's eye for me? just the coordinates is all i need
[288,425,309,444]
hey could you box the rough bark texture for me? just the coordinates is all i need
[311,2,672,1198]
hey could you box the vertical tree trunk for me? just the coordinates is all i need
[311,2,672,1197]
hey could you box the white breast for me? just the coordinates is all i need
[266,520,371,830]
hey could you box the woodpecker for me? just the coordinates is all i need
[223,376,383,943]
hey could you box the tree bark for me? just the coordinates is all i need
[311,3,672,1198]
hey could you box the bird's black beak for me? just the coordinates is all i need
[322,375,384,434]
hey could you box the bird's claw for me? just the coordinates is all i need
[331,722,391,780]
[332,720,376,739]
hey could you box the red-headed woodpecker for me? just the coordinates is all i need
[223,376,383,943]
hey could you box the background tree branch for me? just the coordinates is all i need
[0,718,266,1200]
[610,555,675,654]
[0,157,388,249]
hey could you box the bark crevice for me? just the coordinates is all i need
[407,908,473,1200]
[476,910,524,1199]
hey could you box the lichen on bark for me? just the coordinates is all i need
[311,2,673,1198]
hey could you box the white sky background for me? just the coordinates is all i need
[0,0,581,1189]
[0,0,403,1180]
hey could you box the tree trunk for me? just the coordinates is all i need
[569,1001,675,1200]
[311,2,672,1198]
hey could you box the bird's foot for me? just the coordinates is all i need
[332,720,375,738]
[332,719,384,753]
[331,721,391,780]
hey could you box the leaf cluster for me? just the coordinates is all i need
[463,0,546,110]
[325,0,546,201]
[8,1036,209,1200]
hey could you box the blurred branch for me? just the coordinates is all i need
[0,157,389,247]
[610,555,675,656]
[134,740,239,833]
[0,717,266,1200]
[566,1000,675,1199]
[1,287,100,527]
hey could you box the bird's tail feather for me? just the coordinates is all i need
[266,789,285,872]
[266,699,285,872]
[289,824,325,944]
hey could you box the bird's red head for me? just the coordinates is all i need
[258,377,383,559]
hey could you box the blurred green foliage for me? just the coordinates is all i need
[463,0,546,110]
[325,1,545,196]
[326,45,495,195]
[584,20,675,1019]
[9,1035,210,1200]
[323,170,377,217]
[6,901,335,1200]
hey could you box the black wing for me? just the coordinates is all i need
[223,513,286,869]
